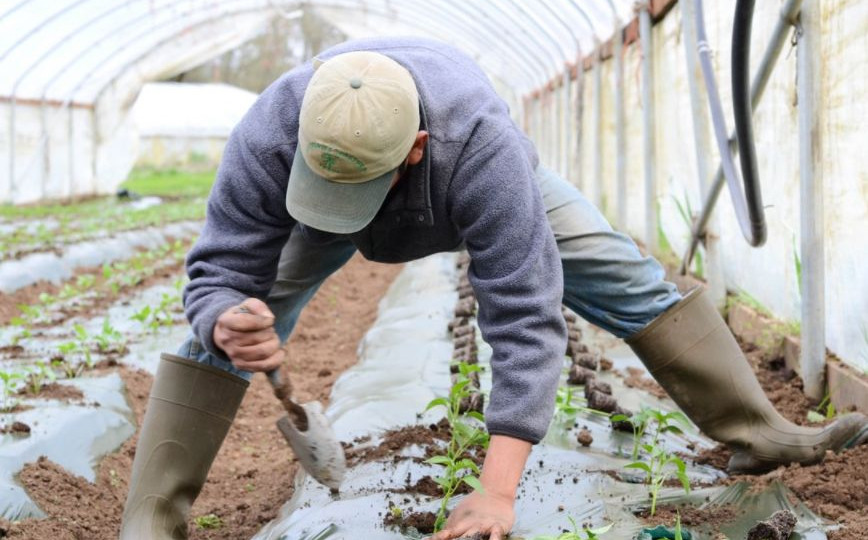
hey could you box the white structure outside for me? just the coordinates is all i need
[131,82,258,171]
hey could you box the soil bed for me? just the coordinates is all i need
[0,254,402,539]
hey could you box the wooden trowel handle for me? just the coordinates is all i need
[267,368,309,431]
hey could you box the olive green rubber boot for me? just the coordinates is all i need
[120,353,248,539]
[627,287,868,474]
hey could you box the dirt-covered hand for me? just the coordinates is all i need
[429,490,514,540]
[213,298,283,371]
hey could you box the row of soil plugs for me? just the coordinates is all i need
[448,252,483,414]
[561,307,634,449]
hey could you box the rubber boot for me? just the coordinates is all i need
[627,287,868,474]
[120,353,248,539]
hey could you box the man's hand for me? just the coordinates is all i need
[213,298,284,372]
[429,434,531,540]
[430,489,514,540]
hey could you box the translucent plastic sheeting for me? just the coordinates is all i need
[312,0,635,95]
[249,253,828,539]
[0,373,134,520]
[0,279,191,520]
[0,0,635,104]
[0,220,201,293]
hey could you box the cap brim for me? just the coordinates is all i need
[286,150,395,234]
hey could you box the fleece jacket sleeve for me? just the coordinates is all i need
[448,127,567,444]
[183,125,295,360]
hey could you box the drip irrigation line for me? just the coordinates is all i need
[681,0,790,274]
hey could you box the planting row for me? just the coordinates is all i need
[0,169,213,262]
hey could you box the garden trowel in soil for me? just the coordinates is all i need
[266,367,346,491]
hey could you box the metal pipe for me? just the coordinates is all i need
[607,0,626,231]
[638,3,657,254]
[593,50,603,210]
[681,0,726,304]
[573,55,585,191]
[564,75,570,177]
[797,7,824,400]
[680,0,803,273]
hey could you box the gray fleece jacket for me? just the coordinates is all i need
[185,37,567,444]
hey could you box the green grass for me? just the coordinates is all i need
[0,170,214,220]
[0,198,110,220]
[121,168,215,198]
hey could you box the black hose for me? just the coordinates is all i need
[731,0,767,246]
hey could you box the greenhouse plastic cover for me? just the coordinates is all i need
[0,0,638,104]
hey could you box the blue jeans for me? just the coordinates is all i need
[177,166,680,378]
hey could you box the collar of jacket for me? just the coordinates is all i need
[375,99,434,228]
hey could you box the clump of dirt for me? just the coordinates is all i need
[345,419,451,467]
[0,421,31,435]
[383,508,437,534]
[576,428,593,447]
[746,510,797,540]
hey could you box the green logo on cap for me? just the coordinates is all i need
[309,142,366,174]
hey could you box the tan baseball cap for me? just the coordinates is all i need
[287,51,420,234]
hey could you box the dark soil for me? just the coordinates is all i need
[18,383,85,402]
[637,503,743,531]
[0,254,403,539]
[383,508,437,534]
[664,343,868,539]
[620,366,668,400]
[345,419,451,467]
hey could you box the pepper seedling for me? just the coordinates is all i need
[424,361,490,532]
[613,407,692,516]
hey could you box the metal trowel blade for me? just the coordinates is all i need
[276,401,346,491]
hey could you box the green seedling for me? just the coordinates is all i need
[672,192,704,279]
[807,393,837,423]
[424,362,490,532]
[27,360,57,394]
[73,324,94,368]
[57,283,79,300]
[193,514,222,530]
[51,358,80,379]
[554,385,608,423]
[76,274,96,290]
[531,517,613,539]
[613,407,692,516]
[94,318,126,353]
[0,369,25,411]
[11,303,43,344]
[58,324,94,370]
[9,318,32,346]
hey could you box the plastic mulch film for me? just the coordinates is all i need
[252,252,829,539]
